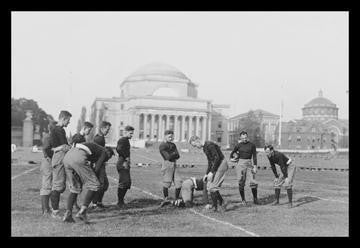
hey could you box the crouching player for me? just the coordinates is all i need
[189,136,229,212]
[264,145,296,208]
[170,177,209,208]
[62,142,114,223]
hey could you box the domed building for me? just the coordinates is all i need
[302,90,338,121]
[90,62,230,147]
[276,90,348,149]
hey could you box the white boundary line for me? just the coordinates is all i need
[107,175,259,237]
[11,166,39,180]
[132,153,348,205]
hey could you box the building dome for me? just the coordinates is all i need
[302,90,338,121]
[304,90,336,108]
[123,62,191,83]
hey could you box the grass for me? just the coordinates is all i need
[11,147,348,236]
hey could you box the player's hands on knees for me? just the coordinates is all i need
[252,166,257,174]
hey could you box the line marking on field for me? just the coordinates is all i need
[107,175,259,237]
[11,166,39,180]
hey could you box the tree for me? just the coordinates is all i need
[11,97,53,135]
[232,111,265,148]
[76,106,87,133]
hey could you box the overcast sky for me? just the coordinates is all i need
[11,11,349,134]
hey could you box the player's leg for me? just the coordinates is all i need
[284,163,296,208]
[50,151,67,219]
[174,163,182,200]
[211,160,228,212]
[179,179,192,207]
[62,150,83,222]
[97,170,109,208]
[236,159,248,205]
[249,166,259,204]
[74,159,101,223]
[272,165,283,205]
[92,165,105,208]
[117,168,131,208]
[160,161,173,207]
[40,158,52,216]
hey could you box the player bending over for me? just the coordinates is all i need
[264,144,296,208]
[189,136,229,212]
[62,142,114,223]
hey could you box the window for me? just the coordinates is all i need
[121,104,124,110]
[120,121,123,126]
[217,137,222,143]
[120,130,123,136]
[297,136,301,142]
[218,121,222,129]
[288,136,292,143]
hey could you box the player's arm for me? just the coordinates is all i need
[94,150,108,174]
[170,145,180,160]
[93,135,104,147]
[278,154,288,178]
[159,143,173,161]
[252,143,257,166]
[202,182,208,205]
[230,143,240,159]
[269,158,279,178]
[42,137,52,160]
[209,144,221,174]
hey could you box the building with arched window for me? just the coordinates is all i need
[89,62,230,147]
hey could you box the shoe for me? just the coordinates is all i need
[218,203,227,213]
[202,204,214,212]
[116,202,127,209]
[253,198,259,205]
[239,200,247,206]
[287,202,293,209]
[42,211,51,218]
[75,210,89,224]
[51,210,62,220]
[96,202,107,209]
[160,199,171,208]
[62,211,75,223]
[74,203,81,212]
[271,201,280,206]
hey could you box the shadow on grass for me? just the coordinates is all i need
[292,196,320,208]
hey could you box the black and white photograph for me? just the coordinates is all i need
[11,11,349,236]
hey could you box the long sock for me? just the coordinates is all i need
[175,188,181,199]
[275,188,281,203]
[92,191,100,204]
[66,193,78,211]
[251,187,258,200]
[163,187,169,199]
[41,195,50,213]
[210,192,218,210]
[50,190,60,210]
[239,187,245,201]
[98,189,106,203]
[117,188,127,204]
[215,191,223,206]
[287,188,293,203]
[83,190,96,207]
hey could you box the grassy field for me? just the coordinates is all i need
[11,147,349,236]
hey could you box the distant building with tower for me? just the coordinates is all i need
[276,90,348,149]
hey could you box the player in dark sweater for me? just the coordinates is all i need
[189,136,229,212]
[40,120,58,217]
[264,145,296,208]
[49,110,72,219]
[159,130,182,207]
[229,131,259,205]
[115,125,134,209]
[91,121,111,209]
[62,142,114,223]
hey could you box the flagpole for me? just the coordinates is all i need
[278,83,284,148]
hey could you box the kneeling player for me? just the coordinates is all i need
[264,145,296,208]
[171,177,209,208]
[62,143,114,223]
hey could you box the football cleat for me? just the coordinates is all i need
[62,210,75,223]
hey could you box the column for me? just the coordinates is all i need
[151,114,155,141]
[22,110,34,147]
[208,114,212,141]
[181,115,186,141]
[133,113,140,140]
[174,115,179,141]
[159,114,163,141]
[165,115,169,131]
[142,113,146,140]
[202,117,207,142]
[189,116,193,138]
[195,116,200,137]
